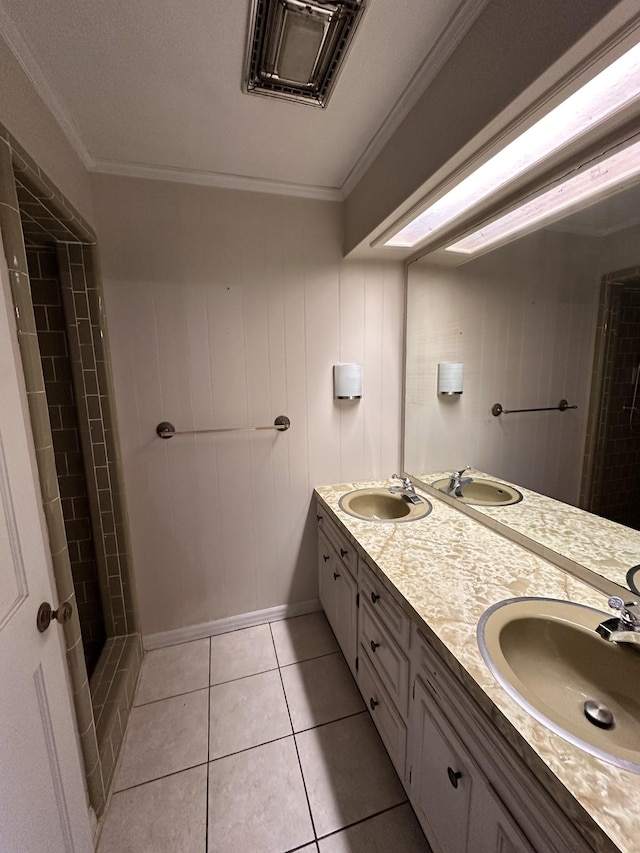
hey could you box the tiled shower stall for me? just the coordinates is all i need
[0,124,141,815]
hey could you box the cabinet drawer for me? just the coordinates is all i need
[316,504,357,577]
[359,557,410,645]
[360,601,409,717]
[358,647,407,782]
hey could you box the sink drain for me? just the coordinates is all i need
[584,699,614,729]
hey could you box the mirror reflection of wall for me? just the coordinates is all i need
[404,184,640,514]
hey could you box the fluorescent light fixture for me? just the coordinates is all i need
[446,137,640,254]
[244,0,366,108]
[384,40,640,247]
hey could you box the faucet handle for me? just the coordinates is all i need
[454,465,472,476]
[608,596,640,628]
[392,473,411,488]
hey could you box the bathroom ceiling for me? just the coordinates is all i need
[0,0,486,199]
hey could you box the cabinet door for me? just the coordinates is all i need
[408,677,470,853]
[468,777,534,853]
[334,562,358,676]
[318,529,357,674]
[318,529,336,618]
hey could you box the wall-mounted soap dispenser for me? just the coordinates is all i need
[334,363,362,399]
[438,363,463,395]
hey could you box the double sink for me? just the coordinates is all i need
[336,478,640,775]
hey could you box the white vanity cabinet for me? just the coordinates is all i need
[357,557,411,780]
[315,498,599,852]
[408,675,533,853]
[316,511,358,677]
[409,628,591,853]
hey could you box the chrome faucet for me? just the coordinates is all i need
[442,466,473,497]
[389,473,422,505]
[595,596,640,647]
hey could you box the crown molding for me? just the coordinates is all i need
[0,6,94,169]
[340,0,491,199]
[90,158,343,201]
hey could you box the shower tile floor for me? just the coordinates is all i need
[97,612,431,853]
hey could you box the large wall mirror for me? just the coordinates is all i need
[404,180,640,593]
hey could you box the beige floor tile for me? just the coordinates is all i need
[296,713,406,837]
[115,689,208,791]
[208,737,314,852]
[135,639,209,705]
[318,803,431,852]
[98,765,206,853]
[209,623,277,684]
[270,612,338,666]
[281,652,364,732]
[209,669,292,759]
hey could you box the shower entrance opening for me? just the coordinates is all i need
[582,268,640,531]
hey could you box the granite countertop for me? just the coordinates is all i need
[315,478,638,853]
[415,468,640,593]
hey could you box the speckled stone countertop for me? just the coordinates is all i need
[415,469,640,594]
[315,479,638,853]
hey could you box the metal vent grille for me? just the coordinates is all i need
[244,0,366,108]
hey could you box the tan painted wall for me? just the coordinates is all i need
[91,174,404,637]
[0,35,94,224]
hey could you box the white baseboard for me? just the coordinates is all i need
[143,598,322,651]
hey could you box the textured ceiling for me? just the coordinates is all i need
[0,0,486,197]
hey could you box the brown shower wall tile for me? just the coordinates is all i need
[1,122,139,816]
[28,246,107,677]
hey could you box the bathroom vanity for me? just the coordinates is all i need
[315,479,637,853]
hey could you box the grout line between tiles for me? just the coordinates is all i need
[270,622,318,843]
[111,761,210,796]
[278,649,343,670]
[205,636,211,851]
[314,800,411,845]
[134,682,213,708]
[208,664,280,690]
[292,707,367,736]
[132,684,209,709]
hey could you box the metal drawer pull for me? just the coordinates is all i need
[323,554,330,562]
[333,571,341,580]
[370,697,379,711]
[317,514,323,521]
[447,767,462,789]
[370,640,380,653]
[340,548,348,557]
[371,592,380,604]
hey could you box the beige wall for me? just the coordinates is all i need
[91,174,404,637]
[0,35,94,224]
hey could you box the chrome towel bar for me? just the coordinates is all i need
[491,399,576,417]
[156,415,290,439]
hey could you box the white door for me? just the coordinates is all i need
[0,229,94,853]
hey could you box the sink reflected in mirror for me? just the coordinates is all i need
[339,488,432,523]
[478,597,640,773]
[432,477,522,506]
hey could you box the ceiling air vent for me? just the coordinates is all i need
[244,0,367,108]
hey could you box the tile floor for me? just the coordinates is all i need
[97,612,431,853]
